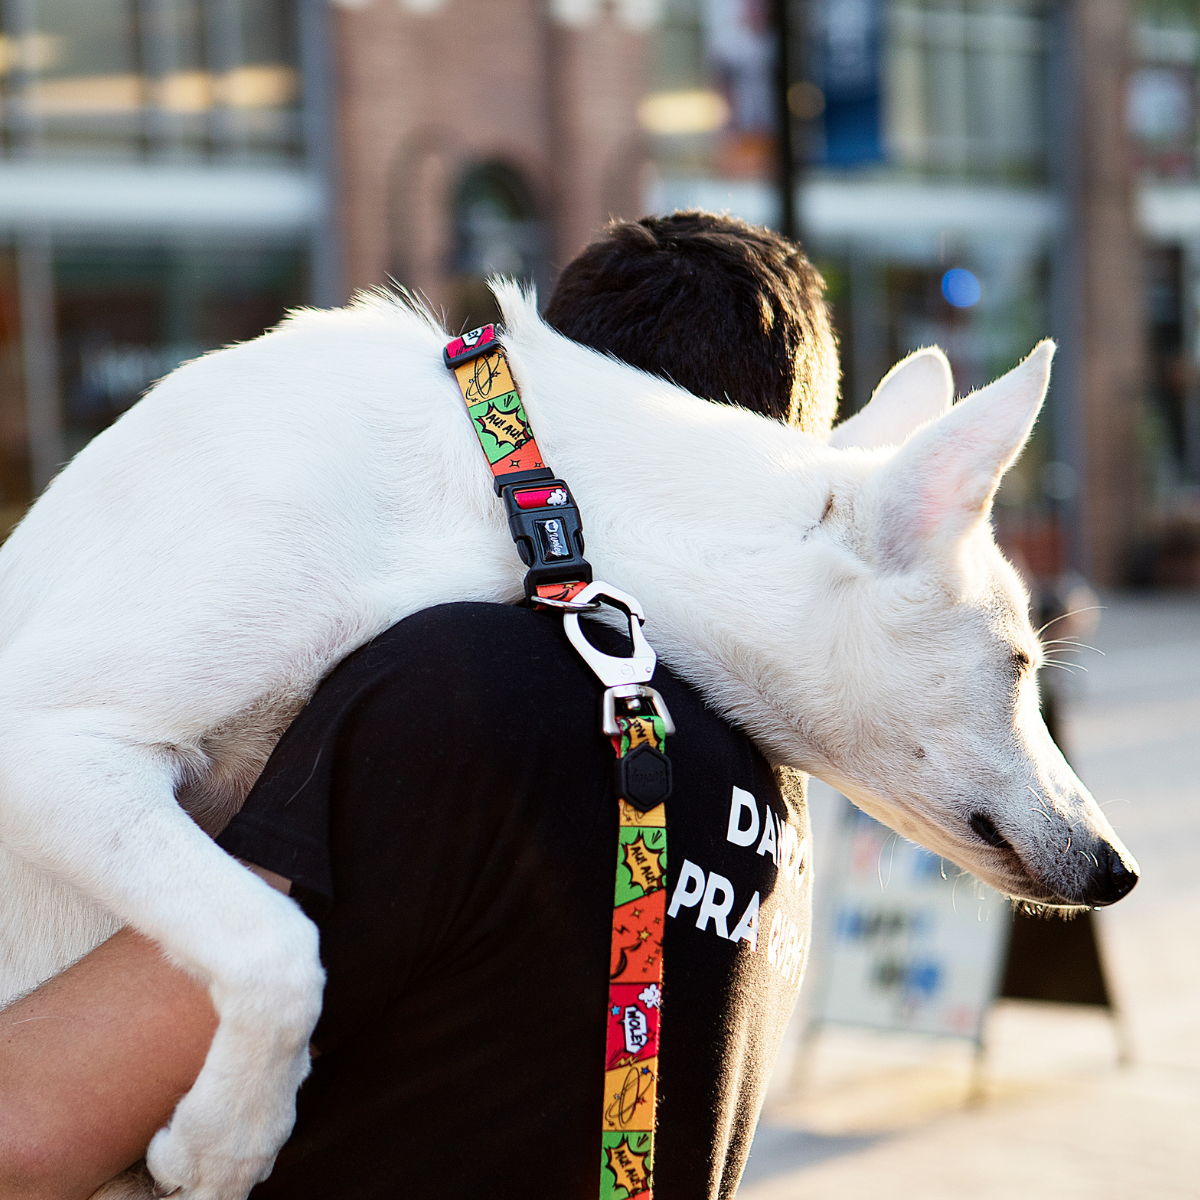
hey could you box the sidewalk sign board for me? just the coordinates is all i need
[810,796,1009,1042]
[798,793,1126,1086]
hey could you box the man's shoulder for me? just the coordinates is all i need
[314,602,642,746]
[325,602,773,782]
[338,602,585,700]
[376,601,562,659]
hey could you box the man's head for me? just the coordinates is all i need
[544,211,839,435]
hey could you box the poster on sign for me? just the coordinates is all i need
[816,796,1010,1041]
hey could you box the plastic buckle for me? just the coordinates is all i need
[561,582,657,687]
[502,480,593,602]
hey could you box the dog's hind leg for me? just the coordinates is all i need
[0,842,121,1005]
[0,711,323,1200]
[90,1163,156,1200]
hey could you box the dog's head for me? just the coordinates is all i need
[790,343,1138,909]
[499,284,1136,909]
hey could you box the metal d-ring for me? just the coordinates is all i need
[534,595,603,613]
[561,581,657,688]
[602,684,676,737]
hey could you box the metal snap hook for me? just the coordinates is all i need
[561,581,657,688]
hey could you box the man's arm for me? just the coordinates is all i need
[0,866,290,1200]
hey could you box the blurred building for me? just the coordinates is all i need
[330,0,654,329]
[636,0,1149,588]
[0,0,334,526]
[1130,1,1200,583]
[2,0,1197,588]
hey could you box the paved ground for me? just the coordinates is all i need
[738,591,1200,1199]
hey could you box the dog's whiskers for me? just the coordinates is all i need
[1040,636,1104,657]
[1026,784,1054,824]
[1041,659,1085,675]
[1035,606,1105,638]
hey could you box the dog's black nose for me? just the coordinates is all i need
[1091,845,1139,906]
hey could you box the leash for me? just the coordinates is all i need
[445,324,673,1200]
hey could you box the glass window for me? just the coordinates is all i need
[19,0,141,158]
[0,0,303,161]
[643,0,1051,193]
[644,0,776,188]
[888,0,1049,182]
[52,238,308,457]
[1130,5,1199,181]
[1132,7,1200,491]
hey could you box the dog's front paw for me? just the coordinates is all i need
[144,1072,299,1200]
[140,887,323,1200]
[146,1122,278,1200]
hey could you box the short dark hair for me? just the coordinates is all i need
[544,211,839,434]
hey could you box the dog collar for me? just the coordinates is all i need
[444,324,592,607]
[446,324,671,1198]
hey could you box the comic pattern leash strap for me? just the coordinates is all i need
[602,722,669,1200]
[446,325,674,1199]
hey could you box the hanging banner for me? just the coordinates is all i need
[816,798,1009,1040]
[816,0,883,165]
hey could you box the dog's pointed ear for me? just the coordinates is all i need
[829,347,953,450]
[875,341,1054,562]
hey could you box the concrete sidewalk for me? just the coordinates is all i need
[738,592,1200,1199]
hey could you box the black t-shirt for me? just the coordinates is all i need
[217,603,812,1200]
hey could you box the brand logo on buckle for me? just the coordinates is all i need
[538,518,570,560]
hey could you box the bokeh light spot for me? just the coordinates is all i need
[941,268,982,308]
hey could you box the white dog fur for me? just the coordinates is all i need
[0,282,1136,1199]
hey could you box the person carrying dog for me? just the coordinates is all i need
[0,212,839,1200]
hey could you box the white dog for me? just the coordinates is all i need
[0,283,1137,1199]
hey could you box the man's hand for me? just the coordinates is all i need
[0,865,290,1200]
